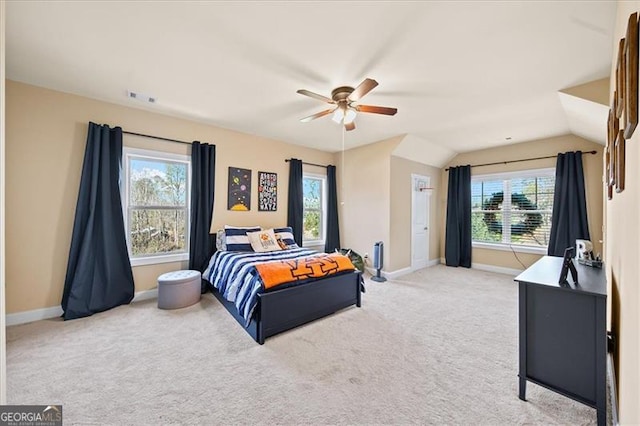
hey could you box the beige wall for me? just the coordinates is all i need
[337,136,401,269]
[607,2,640,423]
[389,156,441,271]
[5,80,333,314]
[1,0,7,405]
[441,134,604,271]
[559,77,609,106]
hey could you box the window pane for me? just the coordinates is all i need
[303,210,321,240]
[509,211,552,247]
[482,180,503,197]
[472,172,555,247]
[472,211,502,243]
[536,193,554,209]
[130,209,187,256]
[471,196,483,209]
[130,158,187,206]
[303,178,321,209]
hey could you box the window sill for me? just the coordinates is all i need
[303,241,325,250]
[130,253,189,267]
[472,242,547,255]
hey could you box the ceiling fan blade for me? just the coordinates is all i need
[356,104,398,116]
[296,89,334,104]
[300,108,336,123]
[348,78,378,102]
[345,122,356,131]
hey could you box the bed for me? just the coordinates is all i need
[202,227,363,344]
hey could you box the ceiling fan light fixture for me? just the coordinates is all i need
[343,107,357,124]
[332,107,344,123]
[297,78,396,130]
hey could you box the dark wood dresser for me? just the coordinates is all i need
[514,256,607,426]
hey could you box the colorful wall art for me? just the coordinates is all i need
[258,171,277,211]
[228,167,251,211]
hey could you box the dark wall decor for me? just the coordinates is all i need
[616,130,626,193]
[610,131,617,190]
[625,12,638,139]
[228,167,252,211]
[606,108,614,200]
[258,171,278,211]
[608,100,619,199]
[616,38,626,120]
[609,11,639,200]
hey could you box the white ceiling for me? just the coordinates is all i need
[6,1,616,154]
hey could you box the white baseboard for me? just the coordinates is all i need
[365,266,410,280]
[6,306,63,326]
[385,267,413,280]
[439,257,523,276]
[132,288,158,303]
[426,258,440,268]
[6,288,159,326]
[366,259,440,280]
[471,262,523,276]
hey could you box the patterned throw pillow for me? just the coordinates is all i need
[275,235,288,250]
[273,227,299,249]
[224,225,261,252]
[246,229,282,253]
[215,229,227,251]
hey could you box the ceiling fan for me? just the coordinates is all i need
[297,78,398,131]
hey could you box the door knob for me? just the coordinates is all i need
[424,227,428,230]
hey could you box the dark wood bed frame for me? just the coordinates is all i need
[209,271,362,344]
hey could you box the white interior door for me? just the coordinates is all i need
[411,174,430,270]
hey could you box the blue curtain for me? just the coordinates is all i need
[324,165,341,252]
[188,142,216,293]
[548,151,591,256]
[445,165,472,268]
[62,122,134,320]
[287,159,304,246]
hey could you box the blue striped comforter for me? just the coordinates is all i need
[202,248,318,326]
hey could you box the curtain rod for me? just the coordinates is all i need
[123,130,192,146]
[285,158,328,168]
[444,150,598,171]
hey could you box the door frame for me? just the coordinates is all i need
[411,174,431,271]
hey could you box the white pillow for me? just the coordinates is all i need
[224,225,261,252]
[246,229,282,253]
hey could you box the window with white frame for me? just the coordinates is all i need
[122,147,190,265]
[302,174,326,245]
[471,169,555,251]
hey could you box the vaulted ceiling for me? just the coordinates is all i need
[6,1,616,158]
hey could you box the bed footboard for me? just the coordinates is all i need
[210,271,361,344]
[257,271,362,344]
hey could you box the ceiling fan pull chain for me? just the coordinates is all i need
[341,124,345,207]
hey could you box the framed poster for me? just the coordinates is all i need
[607,109,613,200]
[624,12,638,138]
[609,98,619,189]
[228,167,251,211]
[616,38,626,119]
[258,171,277,212]
[615,130,626,193]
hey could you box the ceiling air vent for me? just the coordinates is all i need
[127,90,156,104]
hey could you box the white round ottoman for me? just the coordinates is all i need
[157,270,202,310]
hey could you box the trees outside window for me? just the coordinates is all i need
[123,148,190,265]
[471,169,555,249]
[303,175,325,244]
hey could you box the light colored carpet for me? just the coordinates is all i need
[7,265,598,425]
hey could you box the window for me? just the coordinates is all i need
[303,174,326,245]
[122,148,190,266]
[471,169,555,252]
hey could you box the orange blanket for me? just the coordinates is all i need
[254,252,356,290]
